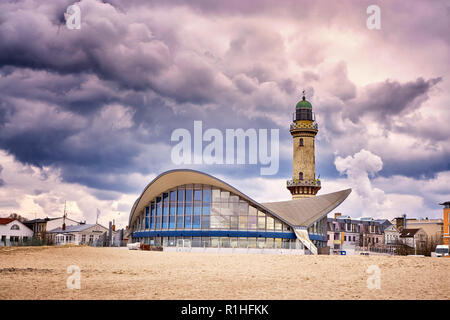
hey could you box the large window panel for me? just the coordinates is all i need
[162,216,168,229]
[257,238,266,248]
[194,202,202,215]
[203,187,211,203]
[220,237,230,248]
[238,237,247,248]
[212,189,221,203]
[239,201,248,215]
[202,202,210,215]
[239,216,248,230]
[258,216,266,230]
[266,238,274,249]
[210,215,229,229]
[201,216,210,229]
[184,214,192,229]
[221,201,232,216]
[248,216,257,229]
[150,202,155,229]
[193,215,201,229]
[194,189,202,201]
[162,193,169,216]
[275,238,282,248]
[274,219,282,231]
[266,217,274,231]
[145,206,149,229]
[248,237,257,248]
[230,216,239,229]
[220,191,230,201]
[211,237,219,247]
[176,215,183,229]
[230,201,239,216]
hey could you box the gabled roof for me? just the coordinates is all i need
[25,216,80,224]
[384,224,400,232]
[0,218,15,225]
[48,224,106,234]
[399,228,421,238]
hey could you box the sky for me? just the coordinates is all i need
[0,0,449,228]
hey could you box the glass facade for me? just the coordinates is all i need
[132,184,292,232]
[131,184,307,248]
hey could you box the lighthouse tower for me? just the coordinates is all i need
[287,91,321,199]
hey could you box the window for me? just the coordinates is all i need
[145,206,150,229]
[10,224,20,230]
[134,185,293,238]
[299,172,303,180]
[299,138,304,146]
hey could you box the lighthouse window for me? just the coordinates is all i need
[299,172,303,180]
[299,138,304,146]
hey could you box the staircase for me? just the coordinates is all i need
[294,228,318,255]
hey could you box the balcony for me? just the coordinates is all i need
[290,121,318,131]
[286,179,321,187]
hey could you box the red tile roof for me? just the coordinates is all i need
[0,218,15,225]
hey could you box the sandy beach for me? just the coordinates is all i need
[0,246,448,300]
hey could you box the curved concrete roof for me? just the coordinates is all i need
[262,189,352,227]
[128,169,351,229]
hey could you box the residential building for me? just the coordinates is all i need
[384,224,401,245]
[23,216,81,240]
[399,228,427,254]
[327,214,385,253]
[0,218,34,246]
[47,223,110,245]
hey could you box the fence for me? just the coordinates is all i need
[88,239,127,247]
[0,238,49,247]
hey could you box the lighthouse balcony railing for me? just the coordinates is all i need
[286,179,321,187]
[290,122,318,131]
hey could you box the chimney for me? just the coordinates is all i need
[334,213,341,219]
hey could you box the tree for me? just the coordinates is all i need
[8,213,28,222]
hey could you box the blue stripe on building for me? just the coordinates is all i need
[132,230,298,239]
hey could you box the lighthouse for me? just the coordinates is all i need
[286,91,321,199]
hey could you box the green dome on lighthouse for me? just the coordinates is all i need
[296,92,312,109]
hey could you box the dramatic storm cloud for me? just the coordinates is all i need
[0,0,449,225]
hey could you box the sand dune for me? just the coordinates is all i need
[0,246,448,300]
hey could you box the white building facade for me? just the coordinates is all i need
[0,218,34,246]
[48,223,110,245]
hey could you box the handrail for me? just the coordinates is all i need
[290,122,318,130]
[286,179,321,187]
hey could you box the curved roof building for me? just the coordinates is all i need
[129,169,351,254]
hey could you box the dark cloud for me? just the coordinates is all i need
[0,0,448,198]
[345,77,442,124]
